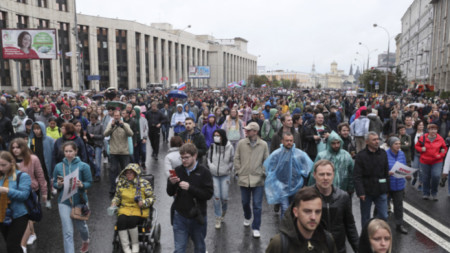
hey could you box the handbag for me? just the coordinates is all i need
[63,164,91,221]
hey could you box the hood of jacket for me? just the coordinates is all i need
[222,107,230,116]
[326,131,343,154]
[17,108,27,119]
[118,163,142,179]
[30,121,47,139]
[213,129,228,146]
[368,113,378,120]
[269,108,278,121]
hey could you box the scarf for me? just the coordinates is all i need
[0,178,10,222]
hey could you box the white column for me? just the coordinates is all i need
[183,45,188,83]
[156,37,162,84]
[139,34,145,89]
[177,43,182,82]
[127,32,137,89]
[149,36,155,83]
[108,28,118,89]
[170,41,176,84]
[88,25,99,90]
[163,39,169,86]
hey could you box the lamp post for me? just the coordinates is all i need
[373,24,390,95]
[358,42,378,70]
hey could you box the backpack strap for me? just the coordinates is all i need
[16,172,22,188]
[279,233,289,253]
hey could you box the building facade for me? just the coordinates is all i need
[397,0,433,87]
[376,52,397,71]
[430,0,450,91]
[0,0,257,91]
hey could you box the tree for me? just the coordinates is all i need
[358,68,406,93]
[316,83,322,89]
[281,79,291,88]
[248,75,270,88]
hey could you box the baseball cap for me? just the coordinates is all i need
[244,122,260,131]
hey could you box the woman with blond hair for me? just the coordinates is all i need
[0,151,32,253]
[10,138,47,251]
[221,108,244,151]
[359,218,392,253]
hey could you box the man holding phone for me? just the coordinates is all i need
[167,143,213,253]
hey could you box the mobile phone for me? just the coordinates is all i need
[169,169,177,178]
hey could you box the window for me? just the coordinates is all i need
[56,0,68,12]
[37,0,48,7]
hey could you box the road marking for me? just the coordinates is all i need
[404,202,450,236]
[404,213,450,252]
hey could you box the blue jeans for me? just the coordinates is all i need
[58,203,89,253]
[420,162,442,197]
[359,193,388,227]
[173,211,207,253]
[161,124,170,141]
[280,195,294,219]
[213,175,230,217]
[240,186,263,230]
[412,154,421,183]
[94,147,102,177]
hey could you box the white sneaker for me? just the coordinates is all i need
[51,188,57,196]
[45,200,51,209]
[27,234,37,245]
[243,219,251,227]
[215,217,221,229]
[22,246,27,253]
[252,230,260,238]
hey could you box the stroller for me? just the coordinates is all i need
[112,174,161,253]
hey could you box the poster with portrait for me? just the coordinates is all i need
[1,29,57,59]
[60,168,79,203]
[390,162,418,179]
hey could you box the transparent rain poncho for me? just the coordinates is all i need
[264,144,313,204]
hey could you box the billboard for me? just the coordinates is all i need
[189,66,210,79]
[1,29,57,59]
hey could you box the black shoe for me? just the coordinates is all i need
[396,225,408,234]
[274,204,280,213]
[109,191,115,197]
[94,176,100,182]
[411,178,417,186]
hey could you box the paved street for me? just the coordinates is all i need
[4,137,449,253]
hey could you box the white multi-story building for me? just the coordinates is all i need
[0,0,257,91]
[430,0,450,91]
[397,0,433,86]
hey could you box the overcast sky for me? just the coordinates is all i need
[76,0,414,74]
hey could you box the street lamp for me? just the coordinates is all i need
[373,23,390,95]
[358,42,378,70]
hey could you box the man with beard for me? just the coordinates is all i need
[266,187,337,253]
[302,113,331,161]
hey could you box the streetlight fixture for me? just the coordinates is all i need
[373,23,390,95]
[358,42,378,71]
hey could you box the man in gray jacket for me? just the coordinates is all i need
[104,110,133,195]
[350,110,370,153]
[234,122,269,238]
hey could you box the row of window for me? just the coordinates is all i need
[15,0,68,12]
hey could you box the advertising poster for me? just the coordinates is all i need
[189,66,211,79]
[1,29,57,59]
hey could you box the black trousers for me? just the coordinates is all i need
[148,127,160,155]
[0,214,28,253]
[389,190,404,226]
[117,215,145,231]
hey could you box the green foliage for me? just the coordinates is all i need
[440,91,450,99]
[358,68,407,93]
[316,83,322,89]
[249,75,270,88]
[425,91,436,98]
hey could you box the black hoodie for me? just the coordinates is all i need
[0,106,14,143]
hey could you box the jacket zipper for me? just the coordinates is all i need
[217,148,221,176]
[327,202,330,231]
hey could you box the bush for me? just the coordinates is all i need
[425,91,436,98]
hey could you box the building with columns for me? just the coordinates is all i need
[0,0,257,91]
[430,0,450,91]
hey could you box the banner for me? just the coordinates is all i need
[1,29,57,59]
[189,66,210,79]
[60,168,79,202]
[390,162,418,178]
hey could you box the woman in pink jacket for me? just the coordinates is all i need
[10,138,47,252]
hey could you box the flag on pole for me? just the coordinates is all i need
[177,82,186,91]
[261,84,267,88]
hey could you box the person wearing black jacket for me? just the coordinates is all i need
[270,114,302,153]
[178,118,208,161]
[247,110,263,137]
[382,110,402,138]
[146,102,167,160]
[302,113,331,161]
[167,143,213,253]
[0,106,14,145]
[313,160,359,253]
[353,131,390,228]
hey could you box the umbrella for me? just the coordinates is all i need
[407,102,425,108]
[92,94,104,100]
[167,90,188,99]
[154,87,163,91]
[213,90,220,93]
[106,101,127,110]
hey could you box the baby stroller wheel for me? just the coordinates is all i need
[153,223,161,245]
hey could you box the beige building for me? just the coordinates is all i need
[430,0,450,91]
[0,0,257,91]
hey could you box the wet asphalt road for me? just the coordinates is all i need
[1,134,449,253]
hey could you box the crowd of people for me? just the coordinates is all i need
[0,86,449,253]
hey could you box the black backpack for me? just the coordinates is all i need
[17,172,42,222]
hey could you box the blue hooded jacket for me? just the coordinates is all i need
[73,106,89,130]
[28,121,55,176]
[183,104,196,122]
[201,114,219,148]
